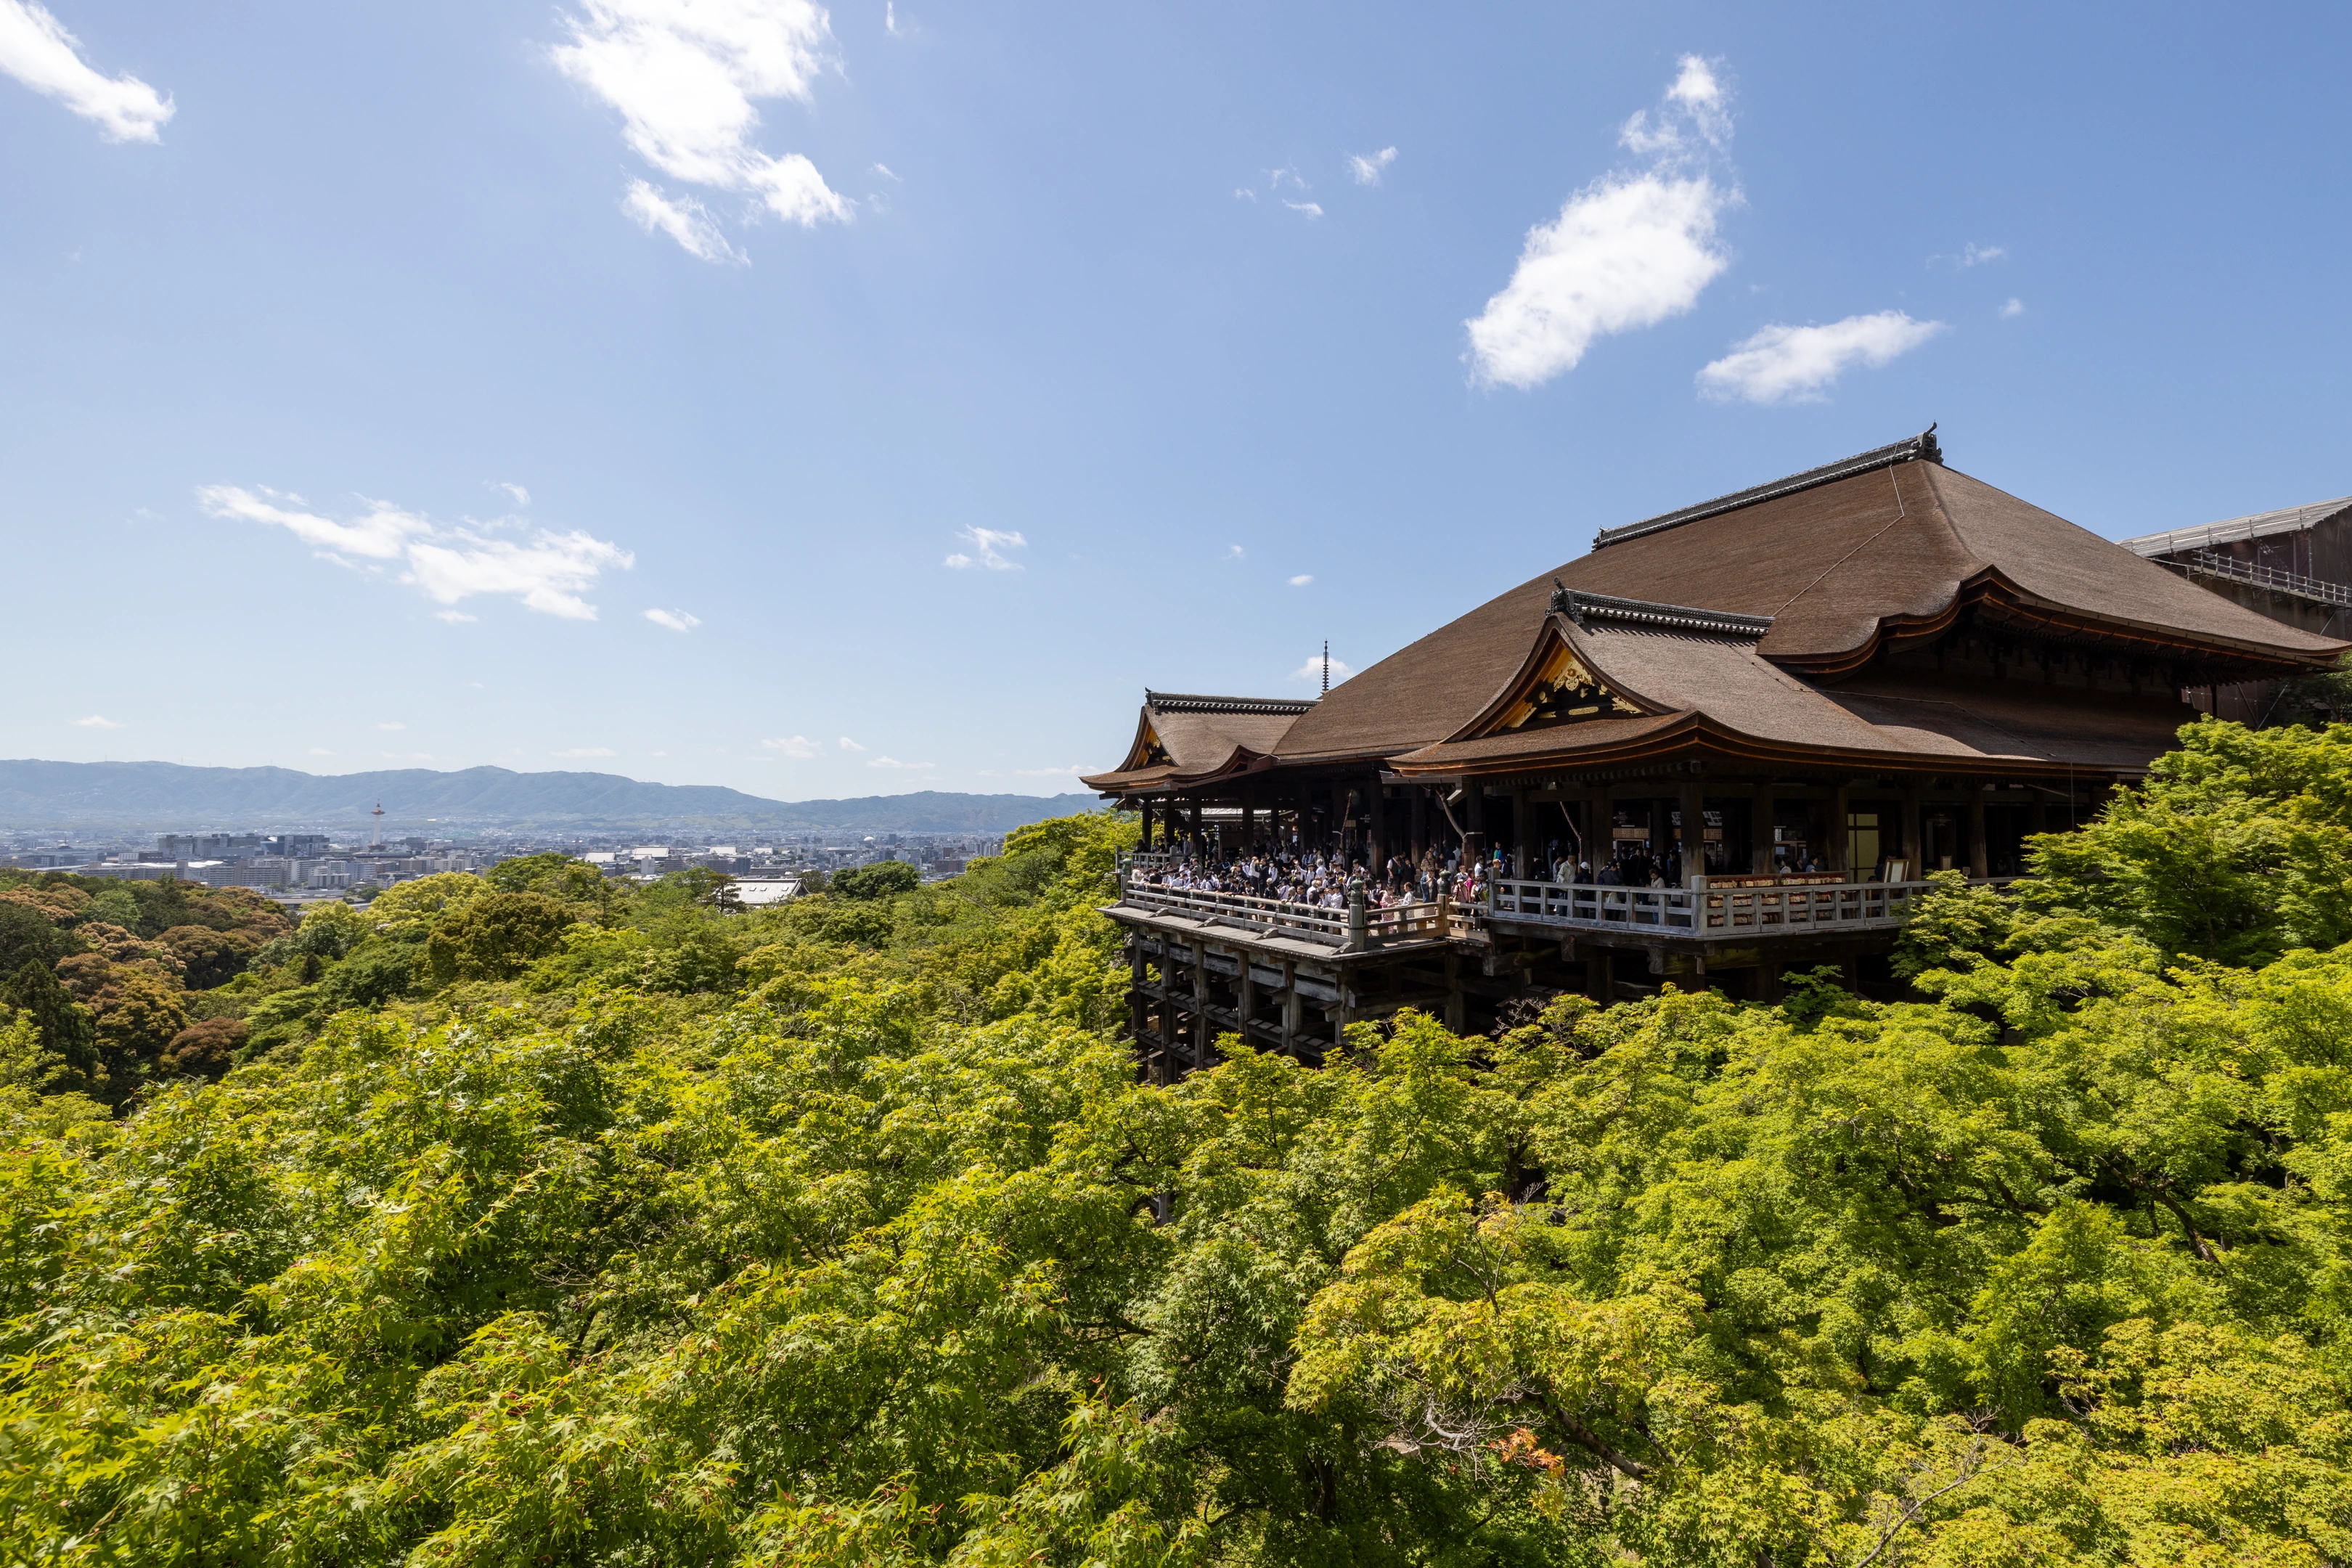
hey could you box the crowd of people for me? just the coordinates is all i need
[1132,835,1821,905]
[1131,830,1844,922]
[1132,839,1492,912]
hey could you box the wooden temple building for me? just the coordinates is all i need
[1084,430,2348,1077]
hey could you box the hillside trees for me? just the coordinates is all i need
[8,722,2352,1561]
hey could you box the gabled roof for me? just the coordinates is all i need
[1390,600,2197,780]
[1269,436,2343,769]
[1082,691,1313,794]
[1591,427,1943,549]
[2120,496,2352,559]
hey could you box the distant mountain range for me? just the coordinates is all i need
[0,761,1101,836]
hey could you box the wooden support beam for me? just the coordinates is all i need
[1752,780,1776,874]
[1829,783,1851,874]
[1678,780,1706,886]
[1968,788,1990,879]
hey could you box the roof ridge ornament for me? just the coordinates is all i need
[1592,425,1944,551]
[1143,690,1320,715]
[1550,589,1773,640]
[1548,578,1582,624]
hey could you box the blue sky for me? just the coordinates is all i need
[4,2,2347,800]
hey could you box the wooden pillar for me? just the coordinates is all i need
[1750,780,1776,874]
[1368,782,1388,873]
[1241,799,1255,852]
[1445,952,1466,1032]
[1968,789,1990,879]
[1678,780,1707,885]
[1192,946,1212,1071]
[2028,798,2049,838]
[1829,783,1851,875]
[1281,961,1300,1056]
[1510,791,1529,877]
[1586,948,1614,1003]
[1138,799,1153,849]
[1410,788,1428,862]
[1129,945,1147,1049]
[1900,786,1924,878]
[1465,786,1486,864]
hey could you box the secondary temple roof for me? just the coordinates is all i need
[1082,691,1317,793]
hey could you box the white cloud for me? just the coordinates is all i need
[1998,297,2025,319]
[1241,163,1323,219]
[1466,57,1736,389]
[1616,55,1729,160]
[762,735,820,758]
[867,756,934,769]
[1225,544,1245,560]
[196,485,425,560]
[1288,574,1313,587]
[203,484,634,620]
[643,607,701,632]
[375,721,406,731]
[404,531,632,620]
[872,161,899,180]
[944,526,1026,570]
[837,736,865,751]
[1961,242,2006,267]
[1010,764,1085,777]
[1291,653,1355,685]
[552,0,850,261]
[1696,310,1945,404]
[884,1,903,36]
[622,179,744,264]
[433,610,478,623]
[307,747,335,756]
[0,0,173,142]
[496,481,531,506]
[552,747,618,757]
[1347,146,1397,186]
[68,714,123,729]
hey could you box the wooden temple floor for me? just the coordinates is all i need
[1103,895,1914,1078]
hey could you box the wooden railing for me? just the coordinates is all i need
[1487,875,2010,936]
[1115,862,1989,947]
[2177,549,2352,608]
[1114,868,1459,951]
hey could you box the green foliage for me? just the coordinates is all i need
[9,776,2352,1564]
[425,890,580,982]
[362,870,493,939]
[2021,717,2352,964]
[0,897,78,976]
[156,923,258,989]
[831,857,922,899]
[0,957,99,1088]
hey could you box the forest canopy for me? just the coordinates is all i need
[4,719,2352,1564]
